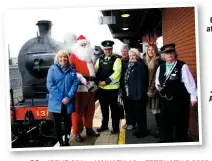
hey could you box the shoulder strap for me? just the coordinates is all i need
[161,61,177,87]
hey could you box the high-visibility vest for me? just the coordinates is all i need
[95,54,122,90]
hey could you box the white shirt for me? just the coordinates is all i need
[155,63,197,102]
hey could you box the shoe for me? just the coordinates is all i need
[97,126,108,132]
[74,135,84,142]
[133,131,148,138]
[86,128,100,137]
[60,143,66,146]
[126,125,134,131]
[64,139,70,146]
[64,138,70,146]
[111,129,119,134]
[59,141,66,146]
[152,129,160,138]
[122,124,128,129]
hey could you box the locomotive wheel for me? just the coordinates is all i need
[39,120,54,137]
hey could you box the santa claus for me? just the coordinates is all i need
[69,35,98,142]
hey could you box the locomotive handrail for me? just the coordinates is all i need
[10,88,16,121]
[25,52,56,55]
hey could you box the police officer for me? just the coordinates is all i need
[155,43,197,142]
[95,40,122,134]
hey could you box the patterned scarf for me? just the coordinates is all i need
[56,62,70,72]
[124,61,135,96]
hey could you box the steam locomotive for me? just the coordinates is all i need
[10,20,104,140]
[10,20,63,139]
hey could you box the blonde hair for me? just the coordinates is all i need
[54,50,70,64]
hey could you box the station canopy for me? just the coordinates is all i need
[100,8,162,49]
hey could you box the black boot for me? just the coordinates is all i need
[97,126,108,132]
[64,138,70,146]
[59,139,65,146]
[86,128,100,136]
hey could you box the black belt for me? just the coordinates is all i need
[84,76,96,81]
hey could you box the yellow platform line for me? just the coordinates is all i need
[118,120,126,144]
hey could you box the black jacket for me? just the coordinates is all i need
[125,59,149,100]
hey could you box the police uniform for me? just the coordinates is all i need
[95,40,122,134]
[155,43,197,142]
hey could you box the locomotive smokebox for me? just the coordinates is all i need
[18,20,62,101]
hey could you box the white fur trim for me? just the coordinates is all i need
[86,62,95,76]
[77,85,88,92]
[77,84,97,92]
[77,39,90,45]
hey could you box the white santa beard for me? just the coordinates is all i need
[73,45,93,62]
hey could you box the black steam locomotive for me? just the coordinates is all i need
[10,20,63,140]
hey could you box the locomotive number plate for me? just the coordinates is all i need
[36,110,48,117]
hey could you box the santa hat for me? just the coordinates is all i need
[76,35,90,45]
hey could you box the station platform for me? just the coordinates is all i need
[54,100,159,147]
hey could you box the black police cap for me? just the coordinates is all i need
[101,40,114,49]
[160,43,176,53]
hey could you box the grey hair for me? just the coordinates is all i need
[121,44,130,51]
[129,48,140,59]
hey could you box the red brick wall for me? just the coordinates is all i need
[162,7,197,81]
[162,7,199,141]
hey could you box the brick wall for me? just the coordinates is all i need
[162,7,197,81]
[162,7,199,141]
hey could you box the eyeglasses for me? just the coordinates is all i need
[80,43,87,47]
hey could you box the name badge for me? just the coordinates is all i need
[169,73,178,80]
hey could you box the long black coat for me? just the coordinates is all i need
[125,59,149,100]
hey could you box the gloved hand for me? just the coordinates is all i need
[76,73,87,85]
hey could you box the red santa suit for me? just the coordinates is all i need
[69,35,97,137]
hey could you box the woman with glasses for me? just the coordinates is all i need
[155,43,197,143]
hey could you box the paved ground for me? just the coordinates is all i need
[69,103,119,146]
[125,108,159,144]
[68,103,159,146]
[54,101,119,147]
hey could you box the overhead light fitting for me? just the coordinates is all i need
[122,27,129,30]
[121,14,130,18]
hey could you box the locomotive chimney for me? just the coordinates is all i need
[36,20,52,37]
